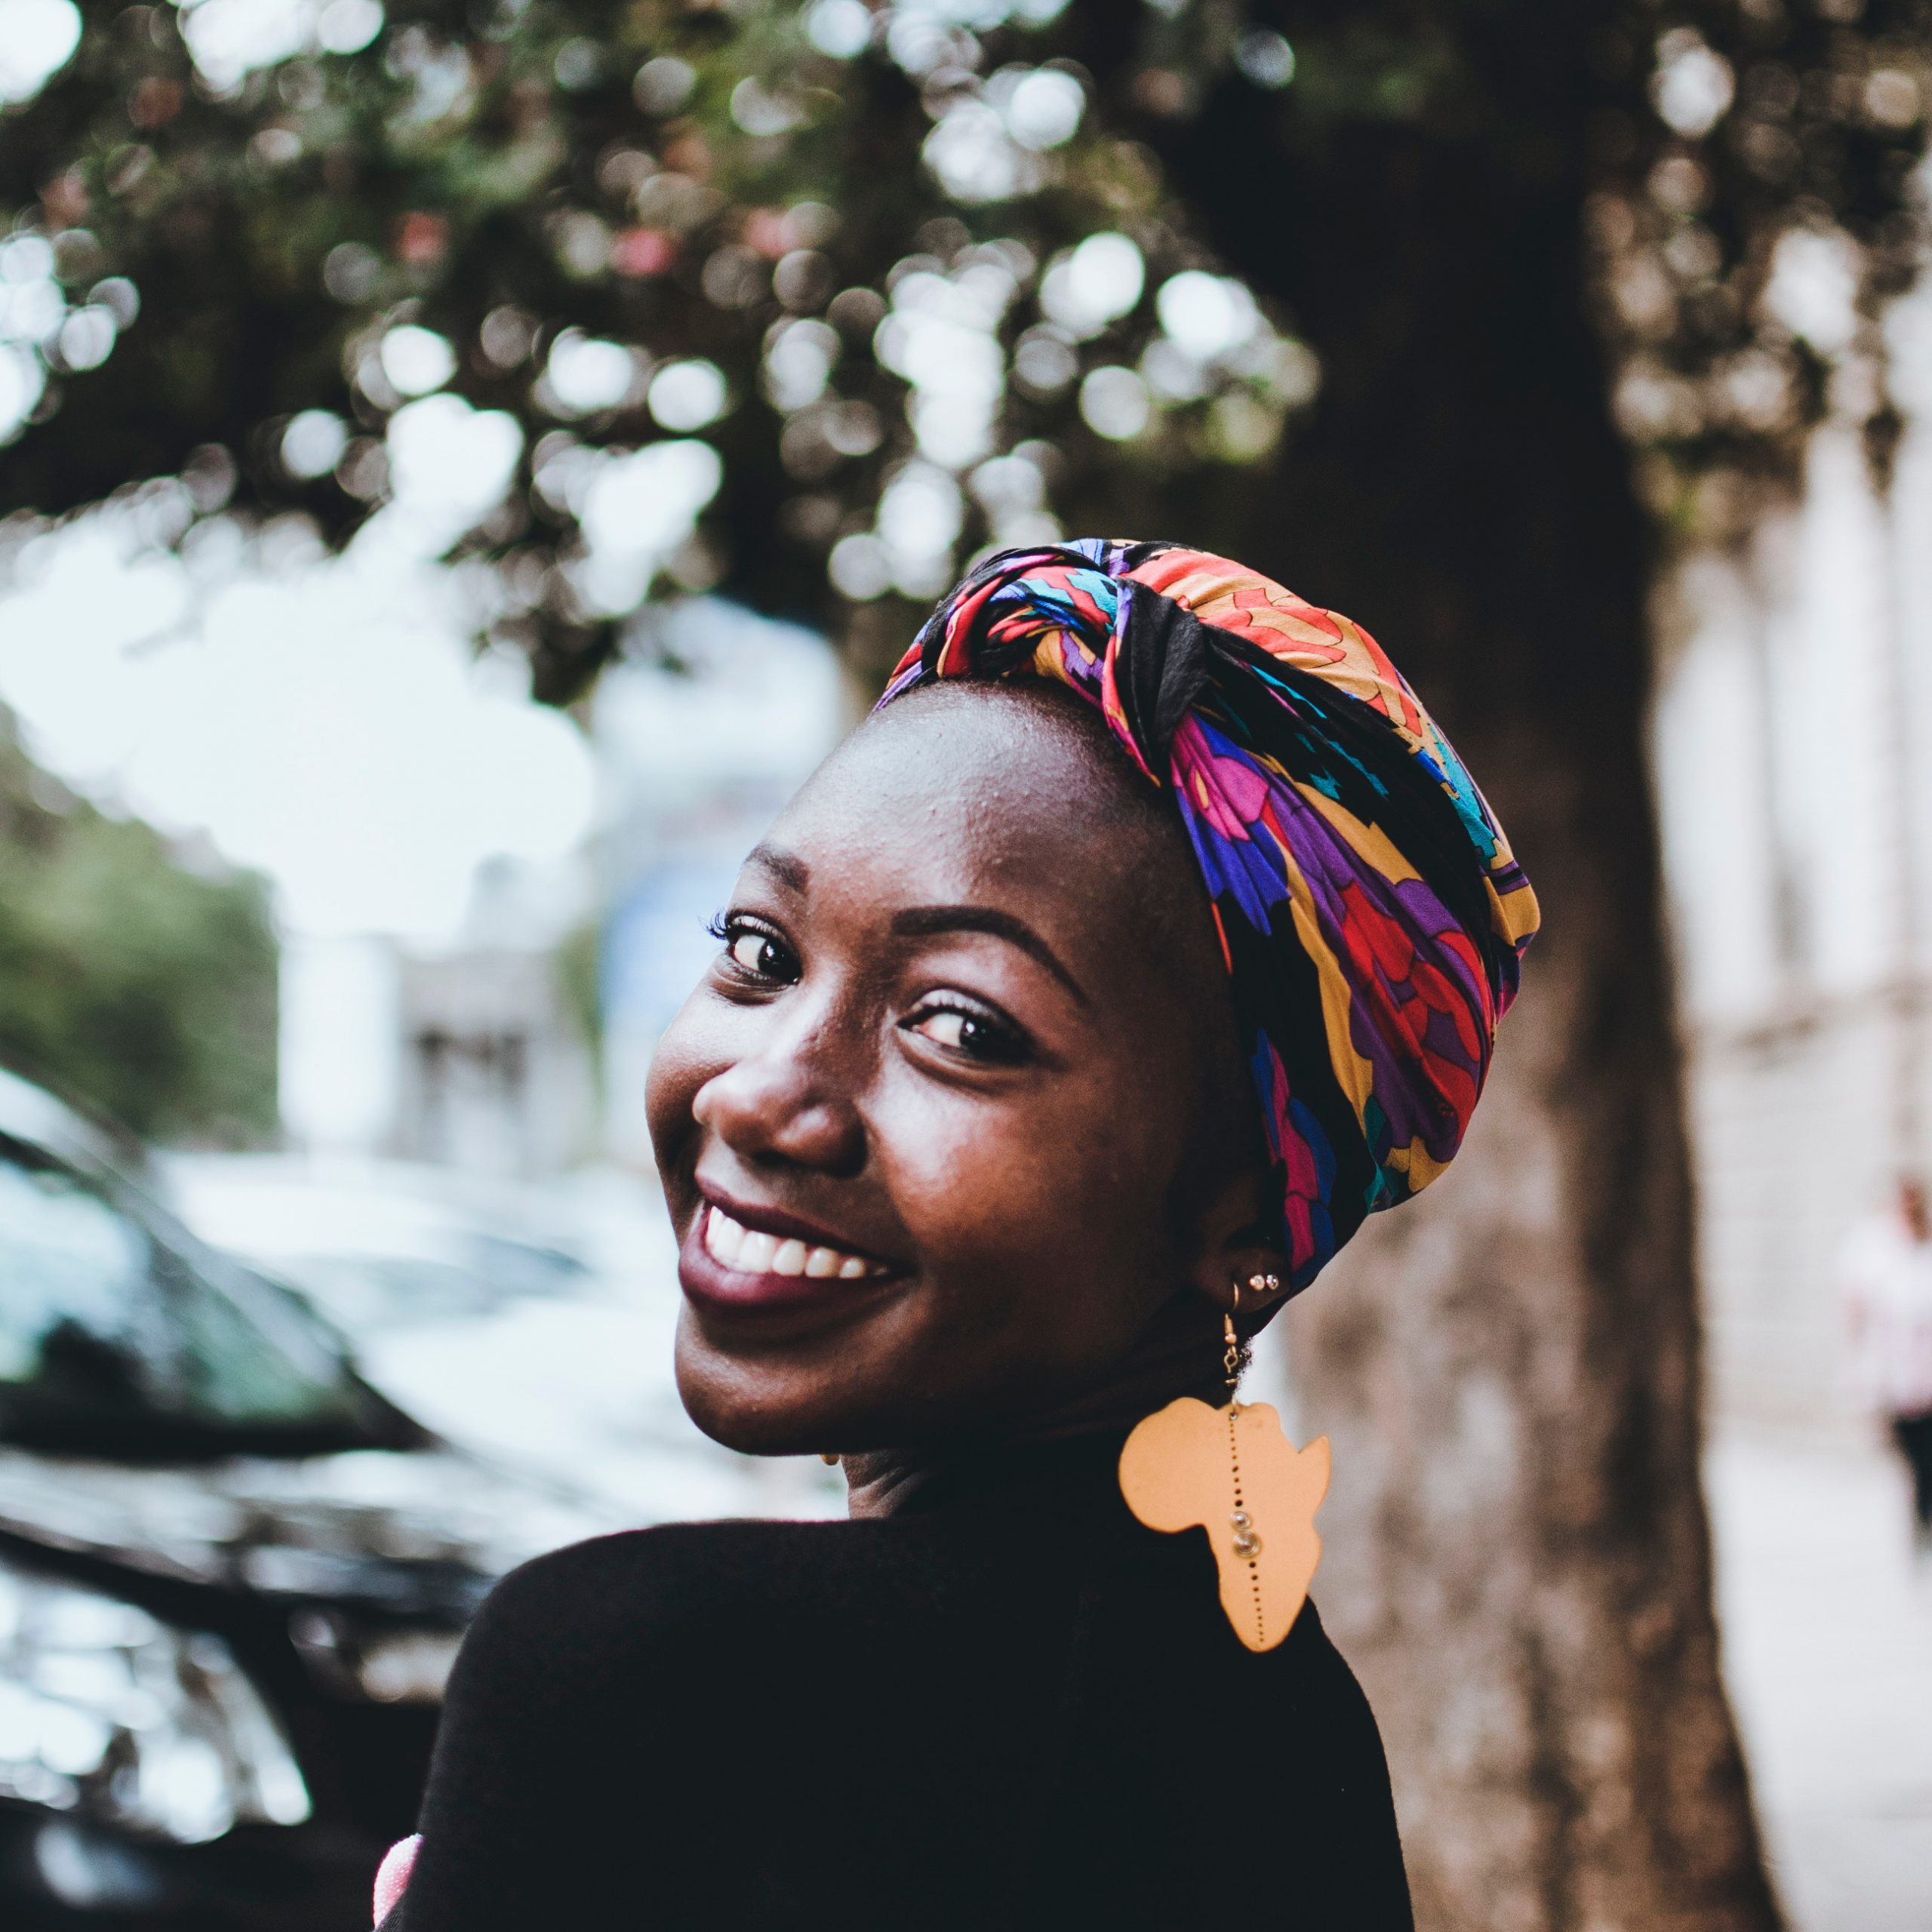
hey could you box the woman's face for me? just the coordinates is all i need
[646,683,1266,1456]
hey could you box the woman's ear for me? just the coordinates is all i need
[1185,1164,1291,1321]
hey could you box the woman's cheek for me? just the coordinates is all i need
[644,989,728,1168]
[884,1093,1087,1290]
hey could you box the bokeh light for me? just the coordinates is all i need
[0,0,80,105]
[647,361,729,432]
[380,327,457,399]
[1041,233,1146,339]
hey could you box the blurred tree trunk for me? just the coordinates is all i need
[1109,14,1784,1930]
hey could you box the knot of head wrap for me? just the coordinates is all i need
[877,538,1540,1293]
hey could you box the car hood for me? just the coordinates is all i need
[0,1444,629,1617]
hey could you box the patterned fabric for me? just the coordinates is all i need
[878,539,1540,1291]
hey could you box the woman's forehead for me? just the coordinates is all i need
[754,685,1224,997]
[849,678,1128,799]
[776,685,1169,893]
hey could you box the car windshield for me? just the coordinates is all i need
[274,1235,589,1333]
[0,1137,411,1457]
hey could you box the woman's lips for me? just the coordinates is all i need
[678,1196,906,1318]
[702,1203,888,1281]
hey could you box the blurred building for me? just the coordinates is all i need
[1655,277,1932,1432]
[280,859,596,1178]
[593,598,852,1168]
[393,943,589,1177]
[274,598,845,1178]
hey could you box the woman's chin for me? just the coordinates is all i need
[672,1330,865,1458]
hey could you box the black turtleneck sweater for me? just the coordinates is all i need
[384,1433,1412,1930]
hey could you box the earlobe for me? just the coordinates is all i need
[1185,1166,1290,1313]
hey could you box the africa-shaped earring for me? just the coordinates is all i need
[1118,1272,1331,1652]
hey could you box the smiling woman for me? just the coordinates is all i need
[656,679,1269,1472]
[379,540,1536,1932]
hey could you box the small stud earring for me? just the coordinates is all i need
[1247,1271,1281,1297]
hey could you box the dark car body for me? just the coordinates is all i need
[0,1070,614,1929]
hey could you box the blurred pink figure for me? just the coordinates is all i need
[1839,1176,1932,1555]
[374,1834,420,1926]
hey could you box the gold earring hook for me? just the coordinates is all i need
[1224,1278,1243,1399]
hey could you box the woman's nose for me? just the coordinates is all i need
[692,1035,866,1176]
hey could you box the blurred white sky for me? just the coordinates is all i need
[0,511,595,944]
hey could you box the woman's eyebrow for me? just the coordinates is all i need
[889,905,1091,1008]
[743,842,811,893]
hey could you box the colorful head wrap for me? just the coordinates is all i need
[877,539,1540,1293]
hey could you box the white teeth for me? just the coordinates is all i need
[703,1206,743,1267]
[703,1205,882,1281]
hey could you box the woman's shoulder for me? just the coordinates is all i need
[429,1521,866,1758]
[481,1515,860,1623]
[432,1512,999,1779]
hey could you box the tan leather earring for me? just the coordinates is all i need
[1118,1270,1331,1651]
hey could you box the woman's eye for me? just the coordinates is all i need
[912,1011,974,1051]
[905,1004,1026,1064]
[714,918,797,983]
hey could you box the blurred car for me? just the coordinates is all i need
[164,1154,839,1526]
[0,1070,620,1930]
[160,1155,595,1338]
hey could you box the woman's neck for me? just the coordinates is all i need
[841,1318,1234,1518]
